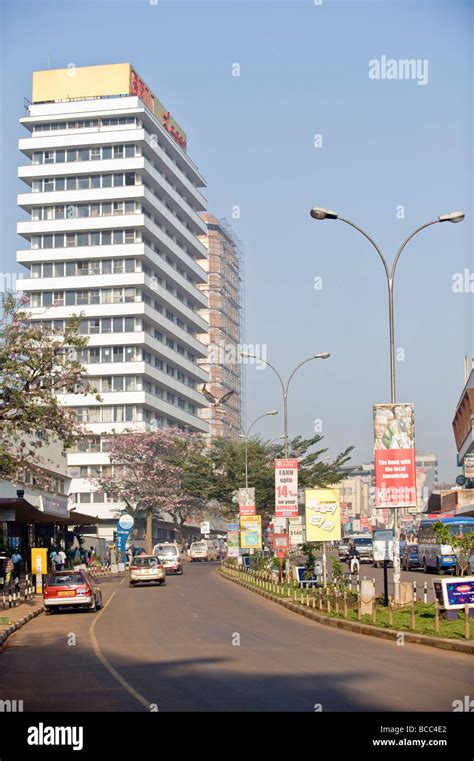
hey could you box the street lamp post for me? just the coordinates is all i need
[310,207,465,603]
[240,410,278,489]
[240,353,330,458]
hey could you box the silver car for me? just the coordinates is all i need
[129,555,166,586]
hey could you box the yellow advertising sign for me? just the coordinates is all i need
[32,63,132,103]
[240,515,262,549]
[32,63,187,151]
[31,548,48,593]
[304,489,341,542]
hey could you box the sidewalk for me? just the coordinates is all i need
[0,569,125,646]
[0,594,44,646]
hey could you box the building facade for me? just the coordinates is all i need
[16,64,210,537]
[197,214,242,439]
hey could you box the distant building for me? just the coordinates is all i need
[197,214,242,439]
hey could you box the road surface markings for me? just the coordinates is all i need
[88,579,151,711]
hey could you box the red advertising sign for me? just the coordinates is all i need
[274,459,299,517]
[238,487,256,516]
[272,532,289,558]
[374,403,417,508]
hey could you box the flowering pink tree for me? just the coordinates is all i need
[0,293,98,488]
[95,428,212,553]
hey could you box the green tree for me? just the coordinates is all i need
[205,434,353,518]
[0,293,97,485]
[432,521,474,576]
[95,429,213,552]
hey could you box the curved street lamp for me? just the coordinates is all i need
[310,206,465,602]
[241,353,330,459]
[240,410,278,488]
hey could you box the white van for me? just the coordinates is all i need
[189,540,219,562]
[152,542,183,574]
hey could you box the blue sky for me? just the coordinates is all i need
[0,0,472,480]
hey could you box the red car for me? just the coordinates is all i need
[43,570,103,614]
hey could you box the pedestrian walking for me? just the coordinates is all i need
[11,549,22,582]
[50,549,59,571]
[56,549,66,571]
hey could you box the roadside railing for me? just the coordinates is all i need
[1,574,36,610]
[220,561,471,641]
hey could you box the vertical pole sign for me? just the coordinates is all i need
[373,403,416,508]
[274,459,299,518]
[238,487,256,515]
[227,523,240,557]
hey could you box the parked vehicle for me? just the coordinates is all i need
[189,540,219,562]
[43,570,102,613]
[418,517,474,575]
[129,555,166,586]
[152,542,183,574]
[401,543,422,571]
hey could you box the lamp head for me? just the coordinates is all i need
[438,211,465,223]
[315,352,330,359]
[310,208,339,220]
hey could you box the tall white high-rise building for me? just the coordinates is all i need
[16,64,210,538]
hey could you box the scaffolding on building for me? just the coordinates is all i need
[196,213,245,439]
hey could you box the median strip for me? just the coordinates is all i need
[218,565,474,655]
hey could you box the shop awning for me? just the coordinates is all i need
[0,498,106,526]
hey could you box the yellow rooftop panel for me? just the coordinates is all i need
[32,63,132,103]
[31,63,187,151]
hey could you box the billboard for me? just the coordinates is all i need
[238,487,256,516]
[32,63,187,151]
[434,577,474,611]
[274,459,299,517]
[304,489,342,542]
[373,403,417,508]
[240,515,262,549]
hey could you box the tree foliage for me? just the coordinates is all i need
[432,521,474,576]
[206,434,353,517]
[0,293,96,485]
[94,428,212,551]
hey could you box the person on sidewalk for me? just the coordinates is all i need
[49,549,59,571]
[56,549,66,571]
[11,549,22,583]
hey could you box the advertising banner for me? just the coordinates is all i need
[304,489,342,542]
[434,577,474,610]
[272,532,290,558]
[373,403,417,508]
[238,487,256,516]
[227,522,240,558]
[240,515,262,549]
[200,521,211,535]
[274,459,299,517]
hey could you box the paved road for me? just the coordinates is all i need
[0,564,471,712]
